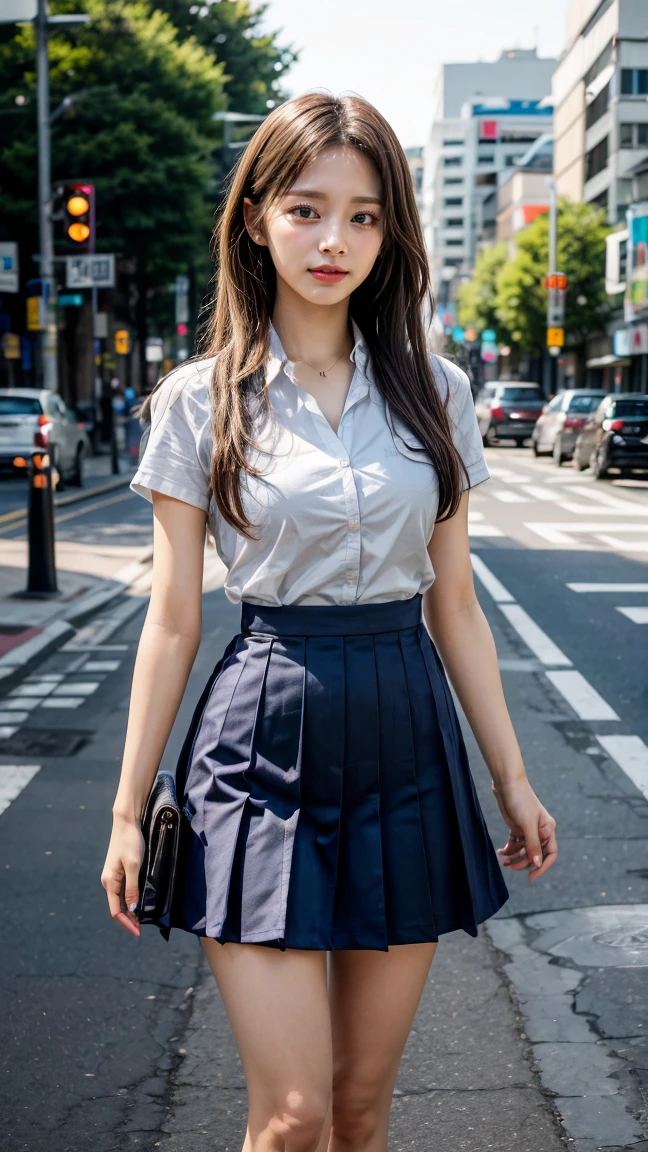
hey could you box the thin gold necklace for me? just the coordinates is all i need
[291,351,346,378]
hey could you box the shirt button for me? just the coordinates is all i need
[345,571,357,583]
[339,458,348,467]
[348,519,359,531]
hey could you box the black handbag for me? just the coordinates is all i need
[137,770,181,940]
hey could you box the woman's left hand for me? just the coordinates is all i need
[492,778,557,881]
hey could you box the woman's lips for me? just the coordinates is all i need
[308,267,349,283]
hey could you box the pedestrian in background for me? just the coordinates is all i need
[102,92,557,1151]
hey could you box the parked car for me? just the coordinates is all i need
[474,382,546,446]
[531,389,607,464]
[0,388,91,486]
[573,393,648,479]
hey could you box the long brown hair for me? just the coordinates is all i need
[200,92,468,536]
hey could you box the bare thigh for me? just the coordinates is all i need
[202,939,332,1150]
[324,943,438,1152]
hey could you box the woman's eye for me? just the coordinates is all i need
[352,212,377,226]
[290,205,317,220]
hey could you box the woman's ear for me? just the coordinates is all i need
[243,198,267,246]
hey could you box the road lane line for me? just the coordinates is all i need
[492,491,532,503]
[559,501,648,516]
[616,607,648,623]
[499,604,572,666]
[568,583,648,592]
[468,524,504,537]
[523,523,577,544]
[0,490,134,537]
[596,535,648,552]
[470,554,515,602]
[0,711,29,725]
[597,735,648,801]
[0,765,40,817]
[545,670,620,720]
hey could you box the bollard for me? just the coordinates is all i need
[13,451,58,596]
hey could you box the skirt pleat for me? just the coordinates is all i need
[171,595,509,950]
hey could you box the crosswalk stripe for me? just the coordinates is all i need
[616,607,648,623]
[492,491,531,503]
[0,765,41,817]
[470,554,515,603]
[567,583,648,592]
[545,670,620,721]
[596,535,648,552]
[597,735,648,801]
[468,524,504,537]
[499,604,572,666]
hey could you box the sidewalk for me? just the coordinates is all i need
[0,452,149,689]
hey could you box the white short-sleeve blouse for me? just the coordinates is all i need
[131,323,489,606]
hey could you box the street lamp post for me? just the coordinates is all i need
[35,0,89,392]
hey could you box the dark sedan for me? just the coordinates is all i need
[573,393,648,479]
[531,389,607,464]
[474,382,546,446]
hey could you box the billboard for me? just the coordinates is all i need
[624,203,648,322]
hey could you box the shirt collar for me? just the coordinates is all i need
[266,319,371,388]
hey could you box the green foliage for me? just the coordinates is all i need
[494,200,611,354]
[155,0,297,117]
[457,243,509,339]
[455,200,611,356]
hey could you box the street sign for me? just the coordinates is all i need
[115,329,130,355]
[2,333,20,359]
[145,337,164,363]
[27,296,46,331]
[547,269,567,329]
[547,327,564,347]
[0,0,37,21]
[58,293,83,307]
[66,254,115,289]
[0,243,19,293]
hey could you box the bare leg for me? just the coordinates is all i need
[202,939,332,1152]
[325,943,437,1152]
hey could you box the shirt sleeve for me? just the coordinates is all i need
[130,362,213,511]
[432,356,490,490]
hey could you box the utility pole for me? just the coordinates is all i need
[545,177,566,396]
[34,0,89,391]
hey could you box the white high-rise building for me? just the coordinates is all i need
[423,49,556,308]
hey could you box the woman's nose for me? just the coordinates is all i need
[319,226,347,256]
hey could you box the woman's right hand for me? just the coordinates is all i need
[101,815,145,937]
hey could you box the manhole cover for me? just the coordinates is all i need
[526,906,648,968]
[0,729,91,756]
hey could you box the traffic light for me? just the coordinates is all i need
[58,183,95,251]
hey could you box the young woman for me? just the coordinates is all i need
[102,92,557,1152]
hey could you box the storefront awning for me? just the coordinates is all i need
[586,354,631,368]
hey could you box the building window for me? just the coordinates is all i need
[445,218,464,227]
[504,155,525,166]
[444,197,463,207]
[586,82,610,130]
[443,156,462,167]
[585,135,608,181]
[477,153,494,164]
[619,123,648,148]
[445,239,463,247]
[443,177,463,186]
[621,69,648,96]
[443,139,464,146]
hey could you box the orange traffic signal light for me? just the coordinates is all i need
[62,183,94,249]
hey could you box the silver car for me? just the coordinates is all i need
[531,389,607,465]
[0,388,91,486]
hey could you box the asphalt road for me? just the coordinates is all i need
[1,442,647,1151]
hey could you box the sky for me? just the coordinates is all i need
[261,0,570,149]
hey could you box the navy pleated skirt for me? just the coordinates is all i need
[169,594,508,951]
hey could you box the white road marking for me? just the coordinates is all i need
[545,670,620,721]
[530,522,648,534]
[470,554,515,603]
[597,735,648,801]
[83,660,121,672]
[518,485,565,502]
[40,697,85,709]
[468,524,505,537]
[558,501,648,516]
[1,697,40,711]
[486,468,533,483]
[596,535,648,552]
[616,607,648,624]
[51,682,99,697]
[0,726,18,739]
[0,711,28,725]
[8,681,56,697]
[492,491,531,503]
[0,765,40,817]
[568,583,648,593]
[468,511,484,522]
[499,604,572,666]
[25,673,64,682]
[571,486,648,511]
[523,523,578,544]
